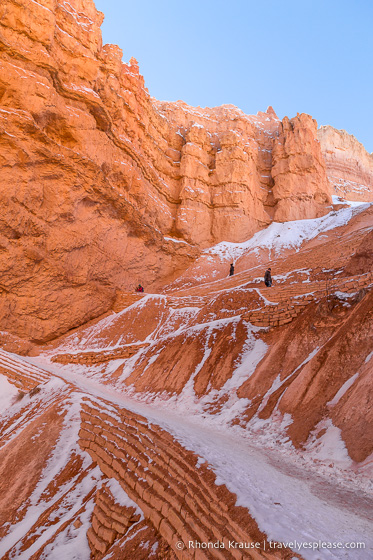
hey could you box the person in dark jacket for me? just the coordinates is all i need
[229,263,235,276]
[264,268,272,287]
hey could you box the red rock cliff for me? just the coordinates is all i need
[318,125,373,201]
[0,0,369,342]
[272,113,332,221]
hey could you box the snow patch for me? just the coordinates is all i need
[164,236,189,245]
[331,195,367,207]
[365,351,373,364]
[105,479,144,518]
[328,373,359,406]
[0,375,18,412]
[204,203,372,262]
[306,419,352,468]
[221,326,267,391]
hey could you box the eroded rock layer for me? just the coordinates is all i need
[38,203,373,466]
[1,2,373,559]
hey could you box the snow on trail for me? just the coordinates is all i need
[15,354,372,560]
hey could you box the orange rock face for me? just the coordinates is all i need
[0,0,372,345]
[318,125,373,201]
[0,0,201,342]
[272,113,332,221]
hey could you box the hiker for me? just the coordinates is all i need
[229,263,235,276]
[135,284,144,293]
[264,268,272,287]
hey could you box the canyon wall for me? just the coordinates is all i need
[0,0,371,343]
[318,125,373,201]
[0,0,197,342]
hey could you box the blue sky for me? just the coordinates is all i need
[94,0,373,152]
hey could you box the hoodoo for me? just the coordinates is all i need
[0,1,372,559]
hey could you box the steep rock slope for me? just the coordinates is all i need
[0,0,199,342]
[272,114,331,221]
[1,1,373,558]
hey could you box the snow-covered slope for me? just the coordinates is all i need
[204,202,370,262]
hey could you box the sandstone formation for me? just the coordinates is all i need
[2,0,367,343]
[272,114,332,221]
[0,356,295,560]
[0,0,203,342]
[318,125,373,201]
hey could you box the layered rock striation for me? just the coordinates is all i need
[318,125,373,201]
[43,204,373,465]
